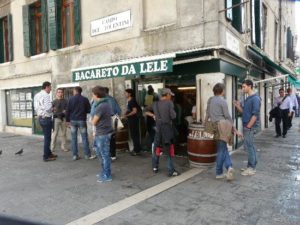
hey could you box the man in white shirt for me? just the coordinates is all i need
[34,81,57,162]
[287,88,298,129]
[278,89,293,138]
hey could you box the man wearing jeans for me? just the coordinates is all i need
[34,81,57,162]
[91,86,113,182]
[66,86,95,160]
[234,80,261,176]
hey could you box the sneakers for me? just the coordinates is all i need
[61,148,70,152]
[153,167,158,173]
[226,167,235,181]
[72,155,80,161]
[168,170,180,177]
[216,174,226,179]
[84,155,97,160]
[241,167,256,176]
[97,176,112,183]
[111,156,117,161]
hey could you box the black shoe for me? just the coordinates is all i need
[282,135,286,138]
[43,157,56,162]
[275,134,281,138]
[49,153,58,158]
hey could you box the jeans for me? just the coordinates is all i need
[39,117,52,160]
[243,127,257,169]
[216,140,232,176]
[70,120,91,157]
[94,134,112,179]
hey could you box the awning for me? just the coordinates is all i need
[72,53,175,82]
[247,45,295,76]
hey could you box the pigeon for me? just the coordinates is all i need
[15,148,23,155]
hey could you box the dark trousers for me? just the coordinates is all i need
[288,111,294,128]
[110,133,116,157]
[281,109,289,136]
[128,119,141,153]
[275,116,282,135]
[39,117,52,160]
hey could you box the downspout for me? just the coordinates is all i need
[279,0,282,61]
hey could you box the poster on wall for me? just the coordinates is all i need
[11,94,19,101]
[26,93,32,100]
[27,111,32,118]
[19,93,25,101]
[26,102,32,110]
[20,112,27,119]
[20,103,26,110]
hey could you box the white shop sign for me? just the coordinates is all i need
[91,10,131,36]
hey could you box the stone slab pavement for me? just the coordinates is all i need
[0,118,300,225]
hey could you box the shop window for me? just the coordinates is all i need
[6,89,33,127]
[23,1,48,56]
[226,0,244,33]
[48,0,81,50]
[0,14,13,63]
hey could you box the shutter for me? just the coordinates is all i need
[232,0,242,32]
[56,0,62,48]
[41,0,48,53]
[7,14,13,61]
[254,0,262,48]
[0,18,4,63]
[48,0,57,50]
[22,5,31,57]
[73,0,81,45]
[287,27,293,60]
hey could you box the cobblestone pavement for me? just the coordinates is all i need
[0,119,299,225]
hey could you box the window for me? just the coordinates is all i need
[251,0,263,48]
[274,21,278,60]
[286,27,294,61]
[6,88,33,127]
[23,1,48,56]
[0,15,13,63]
[226,0,244,33]
[49,0,81,50]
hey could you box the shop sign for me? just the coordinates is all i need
[91,10,131,36]
[72,58,173,82]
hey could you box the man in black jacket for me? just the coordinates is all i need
[66,86,95,160]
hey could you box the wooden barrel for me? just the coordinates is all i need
[187,123,217,168]
[115,128,129,151]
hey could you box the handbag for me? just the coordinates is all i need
[111,114,124,130]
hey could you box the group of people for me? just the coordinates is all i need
[34,81,181,182]
[271,88,299,138]
[35,79,269,183]
[205,80,261,181]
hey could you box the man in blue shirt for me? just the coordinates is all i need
[234,80,261,176]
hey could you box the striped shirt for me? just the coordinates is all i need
[34,90,53,118]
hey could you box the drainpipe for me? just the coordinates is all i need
[279,0,282,61]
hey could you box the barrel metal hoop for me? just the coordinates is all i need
[187,152,217,157]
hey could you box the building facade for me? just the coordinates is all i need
[0,0,296,149]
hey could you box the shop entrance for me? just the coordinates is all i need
[134,75,196,155]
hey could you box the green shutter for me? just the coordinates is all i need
[48,0,57,50]
[73,0,81,45]
[0,18,4,63]
[56,0,62,48]
[7,14,13,61]
[41,0,48,52]
[254,0,262,48]
[23,5,31,57]
[232,0,242,32]
[287,27,293,60]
